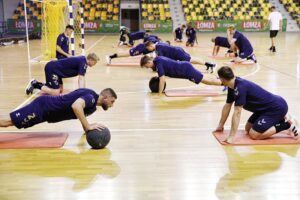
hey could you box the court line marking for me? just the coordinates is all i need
[14,91,40,111]
[86,36,106,53]
[0,125,243,133]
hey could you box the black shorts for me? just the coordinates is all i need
[10,97,46,129]
[44,63,63,89]
[270,30,278,38]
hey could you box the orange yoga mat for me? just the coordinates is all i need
[0,132,68,149]
[165,89,221,97]
[223,61,256,65]
[213,130,300,145]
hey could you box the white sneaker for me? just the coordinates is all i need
[106,55,111,65]
[285,114,299,138]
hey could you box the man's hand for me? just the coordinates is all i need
[87,123,106,131]
[213,126,224,132]
[224,135,234,144]
[66,54,72,58]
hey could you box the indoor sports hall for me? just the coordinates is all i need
[0,0,300,199]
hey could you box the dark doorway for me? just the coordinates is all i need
[121,9,139,32]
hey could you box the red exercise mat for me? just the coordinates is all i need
[213,130,300,145]
[0,132,69,149]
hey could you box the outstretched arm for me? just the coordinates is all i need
[226,106,242,143]
[159,76,166,96]
[201,75,222,86]
[78,75,85,88]
[72,98,105,132]
[214,103,233,132]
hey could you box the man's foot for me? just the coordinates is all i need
[25,79,37,95]
[269,46,273,51]
[205,62,216,73]
[272,46,276,52]
[285,114,299,138]
[106,55,111,65]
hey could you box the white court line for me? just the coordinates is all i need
[86,36,106,52]
[0,125,243,133]
[13,91,41,111]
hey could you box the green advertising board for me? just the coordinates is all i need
[7,19,119,34]
[7,19,41,34]
[84,20,119,33]
[190,19,287,32]
[141,20,173,32]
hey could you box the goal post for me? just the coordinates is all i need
[26,0,85,62]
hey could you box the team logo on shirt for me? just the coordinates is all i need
[52,74,58,80]
[16,113,20,117]
[258,119,266,126]
[61,37,64,42]
[234,87,239,96]
[92,98,95,104]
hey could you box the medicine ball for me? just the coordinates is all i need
[86,127,111,149]
[149,76,166,93]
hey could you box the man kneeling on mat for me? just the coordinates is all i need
[140,56,222,96]
[214,66,299,144]
[25,53,100,96]
[0,88,117,132]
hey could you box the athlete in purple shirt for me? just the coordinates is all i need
[227,26,257,63]
[106,43,153,65]
[215,66,299,143]
[211,36,237,57]
[25,53,99,96]
[127,31,147,46]
[145,42,216,73]
[174,25,186,42]
[186,23,197,47]
[56,25,74,60]
[0,88,117,132]
[140,56,222,95]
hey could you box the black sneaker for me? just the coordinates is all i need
[25,79,36,95]
[269,46,273,51]
[205,62,216,73]
[272,46,276,52]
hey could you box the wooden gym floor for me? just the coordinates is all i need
[0,32,300,200]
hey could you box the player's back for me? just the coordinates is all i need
[154,56,191,78]
[40,88,98,122]
[46,56,87,78]
[228,77,284,113]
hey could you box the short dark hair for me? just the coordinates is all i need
[217,66,235,80]
[140,55,152,67]
[181,24,186,28]
[101,88,117,99]
[271,6,276,9]
[66,25,74,30]
[144,41,154,47]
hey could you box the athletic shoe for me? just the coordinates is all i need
[285,114,299,138]
[269,46,273,51]
[272,46,276,52]
[25,79,36,95]
[205,62,216,73]
[106,55,111,65]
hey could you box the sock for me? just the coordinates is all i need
[275,121,291,133]
[33,81,44,90]
[110,53,118,59]
[205,62,212,67]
